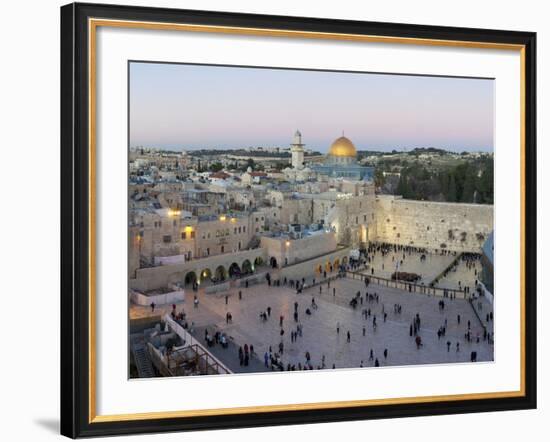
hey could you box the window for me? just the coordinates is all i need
[163,235,171,243]
[364,215,367,222]
[206,248,210,256]
[191,231,195,239]
[181,232,187,240]
[255,217,259,222]
[243,226,246,233]
[238,227,242,234]
[221,246,225,253]
[234,227,237,234]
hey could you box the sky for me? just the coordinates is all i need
[129,62,494,153]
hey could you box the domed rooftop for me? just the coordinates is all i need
[328,136,357,157]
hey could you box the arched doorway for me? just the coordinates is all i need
[317,264,322,274]
[325,261,331,272]
[333,258,340,270]
[229,262,241,278]
[184,271,197,286]
[242,259,253,275]
[199,268,212,284]
[342,256,349,265]
[254,256,264,267]
[269,257,278,268]
[214,265,227,282]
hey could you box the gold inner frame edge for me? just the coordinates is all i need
[87,18,527,424]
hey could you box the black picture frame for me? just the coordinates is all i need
[61,2,537,438]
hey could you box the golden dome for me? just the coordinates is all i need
[328,136,357,157]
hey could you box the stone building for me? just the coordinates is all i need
[128,132,494,293]
[128,208,263,278]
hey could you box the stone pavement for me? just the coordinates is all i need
[366,250,455,285]
[131,275,494,374]
[192,325,269,374]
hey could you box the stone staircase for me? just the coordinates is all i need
[131,341,155,378]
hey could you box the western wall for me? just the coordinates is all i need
[373,195,493,252]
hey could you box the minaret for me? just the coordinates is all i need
[290,130,305,169]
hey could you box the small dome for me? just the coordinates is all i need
[328,136,357,157]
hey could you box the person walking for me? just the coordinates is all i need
[346,331,351,343]
[150,302,155,312]
[336,322,340,334]
[362,326,366,336]
[225,294,228,305]
[238,290,242,300]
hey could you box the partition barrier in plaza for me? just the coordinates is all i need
[346,271,469,299]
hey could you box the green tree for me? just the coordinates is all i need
[447,173,457,202]
[209,162,223,172]
[396,173,410,198]
[461,165,477,203]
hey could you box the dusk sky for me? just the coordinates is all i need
[129,62,494,153]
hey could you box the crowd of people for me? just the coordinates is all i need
[148,244,493,374]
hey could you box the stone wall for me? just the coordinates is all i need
[374,195,493,252]
[260,231,337,268]
[278,247,351,281]
[130,248,267,292]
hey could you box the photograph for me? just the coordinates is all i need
[127,62,496,378]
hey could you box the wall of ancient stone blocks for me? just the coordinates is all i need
[374,195,493,252]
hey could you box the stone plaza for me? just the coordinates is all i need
[131,253,493,374]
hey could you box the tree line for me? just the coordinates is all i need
[393,158,493,204]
